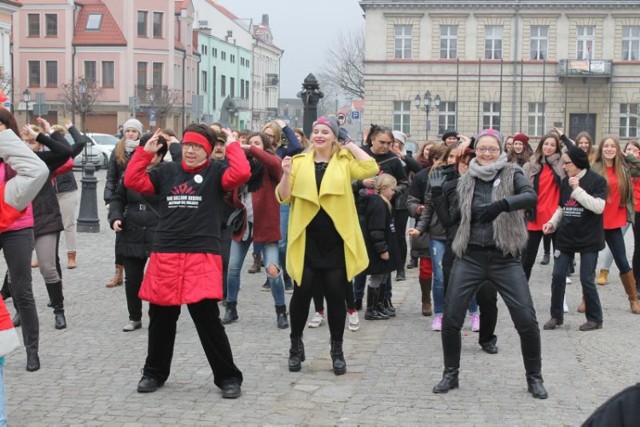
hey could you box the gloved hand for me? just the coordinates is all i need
[429,165,455,196]
[474,199,509,223]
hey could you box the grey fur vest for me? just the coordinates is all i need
[452,163,529,258]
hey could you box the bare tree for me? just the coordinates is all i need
[148,87,180,129]
[0,67,12,101]
[60,77,103,132]
[317,30,365,100]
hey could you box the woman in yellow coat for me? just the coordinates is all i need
[276,116,378,375]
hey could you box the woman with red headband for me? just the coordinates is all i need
[124,124,250,399]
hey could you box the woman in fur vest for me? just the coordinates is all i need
[432,129,548,400]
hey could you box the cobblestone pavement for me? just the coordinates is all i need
[3,170,640,426]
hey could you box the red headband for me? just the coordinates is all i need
[183,131,212,156]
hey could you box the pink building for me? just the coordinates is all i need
[11,0,199,133]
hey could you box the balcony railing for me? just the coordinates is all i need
[557,59,613,78]
[135,85,170,103]
[265,73,279,87]
[232,97,250,110]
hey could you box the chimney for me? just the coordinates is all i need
[262,14,269,27]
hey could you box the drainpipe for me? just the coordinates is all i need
[511,0,520,132]
[182,50,186,129]
[71,4,78,123]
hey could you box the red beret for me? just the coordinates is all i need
[513,133,529,146]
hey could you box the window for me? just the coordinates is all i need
[622,26,640,61]
[240,79,244,98]
[246,59,250,68]
[84,61,97,83]
[221,51,226,61]
[577,26,595,59]
[202,71,208,93]
[102,61,114,88]
[230,54,235,63]
[620,103,638,138]
[85,13,102,30]
[28,61,40,87]
[213,48,217,58]
[45,61,57,87]
[221,75,226,97]
[212,66,217,110]
[484,26,503,59]
[153,12,163,38]
[530,26,548,60]
[393,101,411,134]
[528,103,546,136]
[440,25,458,59]
[394,25,412,59]
[241,58,245,66]
[45,14,57,37]
[152,63,162,88]
[137,11,148,37]
[28,14,39,37]
[230,77,235,98]
[137,62,147,87]
[245,80,249,98]
[482,102,501,130]
[438,102,456,135]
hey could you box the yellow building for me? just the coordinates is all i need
[360,0,640,143]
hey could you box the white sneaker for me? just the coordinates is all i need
[348,311,360,331]
[123,320,142,332]
[307,312,325,328]
[563,296,569,313]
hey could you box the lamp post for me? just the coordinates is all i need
[414,90,441,140]
[23,88,31,125]
[76,78,100,233]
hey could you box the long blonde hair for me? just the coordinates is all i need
[592,135,630,206]
[261,121,283,148]
[375,173,397,210]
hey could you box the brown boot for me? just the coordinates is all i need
[596,269,608,286]
[247,252,262,274]
[577,297,586,313]
[31,258,39,268]
[620,271,640,314]
[106,264,124,288]
[419,278,433,316]
[67,252,76,269]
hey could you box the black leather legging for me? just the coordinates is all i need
[442,247,542,377]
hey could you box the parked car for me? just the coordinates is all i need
[66,134,110,170]
[86,133,119,157]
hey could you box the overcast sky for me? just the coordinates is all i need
[215,0,364,98]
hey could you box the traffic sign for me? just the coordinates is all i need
[351,111,360,120]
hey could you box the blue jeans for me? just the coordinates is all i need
[431,239,446,314]
[551,251,602,323]
[0,362,5,427]
[278,205,290,268]
[227,239,285,306]
[604,228,632,275]
[599,224,630,271]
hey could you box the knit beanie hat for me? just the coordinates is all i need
[513,133,530,148]
[122,118,143,135]
[566,144,590,170]
[313,116,339,137]
[392,130,407,145]
[475,129,504,151]
[442,130,458,142]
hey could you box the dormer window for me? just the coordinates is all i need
[86,13,102,30]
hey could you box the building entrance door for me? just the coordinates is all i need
[569,114,596,140]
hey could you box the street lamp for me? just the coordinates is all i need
[23,88,32,125]
[76,78,100,233]
[414,90,441,140]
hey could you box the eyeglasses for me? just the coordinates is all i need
[475,147,500,154]
[182,142,204,152]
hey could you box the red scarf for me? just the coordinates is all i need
[181,159,210,174]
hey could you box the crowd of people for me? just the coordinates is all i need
[3,101,640,412]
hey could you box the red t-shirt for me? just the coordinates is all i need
[528,164,560,231]
[603,166,627,229]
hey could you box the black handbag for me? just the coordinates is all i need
[226,208,244,233]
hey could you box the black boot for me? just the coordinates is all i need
[221,302,238,324]
[526,374,548,399]
[395,268,406,281]
[364,287,387,320]
[432,367,459,394]
[26,350,40,372]
[46,281,66,330]
[288,335,305,372]
[330,339,347,375]
[275,305,289,329]
[378,281,395,317]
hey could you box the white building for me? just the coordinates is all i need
[251,15,283,130]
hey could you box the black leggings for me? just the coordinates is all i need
[290,267,347,341]
[522,230,556,280]
[394,209,409,269]
[122,256,147,321]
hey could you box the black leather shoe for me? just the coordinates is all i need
[26,352,40,372]
[579,321,603,331]
[137,376,163,393]
[395,269,406,281]
[540,254,550,265]
[481,342,498,354]
[527,379,548,399]
[543,317,563,330]
[221,380,242,399]
[55,313,67,330]
[432,368,459,394]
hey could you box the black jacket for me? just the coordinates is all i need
[108,177,162,259]
[104,148,131,203]
[361,194,400,275]
[353,146,408,212]
[54,126,89,194]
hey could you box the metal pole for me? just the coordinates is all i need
[499,58,504,131]
[564,63,569,129]
[542,59,546,134]
[426,109,429,140]
[456,58,460,129]
[477,59,482,130]
[519,60,524,130]
[608,63,614,134]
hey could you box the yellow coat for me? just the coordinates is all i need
[277,149,379,285]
